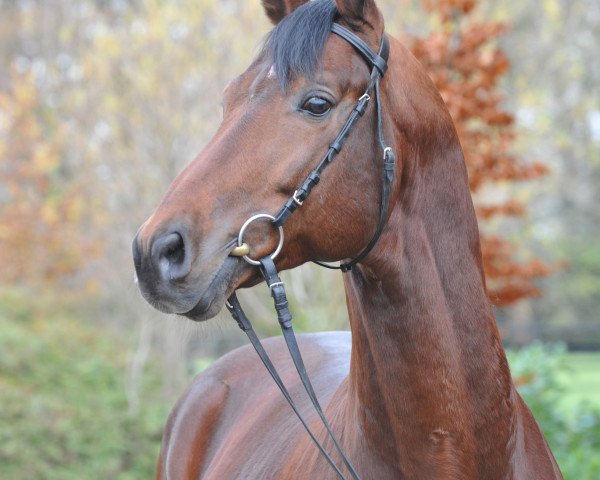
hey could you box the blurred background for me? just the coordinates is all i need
[0,0,598,478]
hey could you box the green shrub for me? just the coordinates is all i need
[508,342,600,479]
[0,291,168,480]
[2,288,598,479]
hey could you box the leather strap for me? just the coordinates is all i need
[273,23,395,272]
[259,257,361,479]
[272,93,371,227]
[226,294,348,479]
[331,24,388,77]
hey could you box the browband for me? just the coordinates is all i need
[331,24,389,77]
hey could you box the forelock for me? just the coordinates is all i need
[262,0,338,90]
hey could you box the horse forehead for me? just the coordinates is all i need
[322,34,373,87]
[226,34,366,105]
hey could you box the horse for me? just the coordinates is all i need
[132,0,563,478]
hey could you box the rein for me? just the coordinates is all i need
[226,24,395,480]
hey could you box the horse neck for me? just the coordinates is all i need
[341,127,516,475]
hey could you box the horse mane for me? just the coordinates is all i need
[262,0,338,89]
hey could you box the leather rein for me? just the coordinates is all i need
[226,24,395,480]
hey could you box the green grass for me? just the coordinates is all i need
[559,352,600,410]
[508,343,600,479]
[0,292,169,480]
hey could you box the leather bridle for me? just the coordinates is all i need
[226,23,395,480]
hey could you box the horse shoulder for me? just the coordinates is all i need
[157,331,352,480]
[156,369,230,480]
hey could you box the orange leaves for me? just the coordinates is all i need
[480,234,552,307]
[410,0,552,306]
[1,0,273,298]
[476,200,525,220]
[0,70,98,287]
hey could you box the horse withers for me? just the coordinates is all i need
[132,0,563,478]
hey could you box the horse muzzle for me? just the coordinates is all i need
[132,226,200,314]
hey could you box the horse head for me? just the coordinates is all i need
[132,0,396,321]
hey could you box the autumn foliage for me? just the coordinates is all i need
[0,71,96,287]
[410,0,551,306]
[0,0,552,306]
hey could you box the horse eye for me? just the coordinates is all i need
[301,97,332,117]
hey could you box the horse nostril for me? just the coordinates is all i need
[162,233,184,264]
[152,231,191,281]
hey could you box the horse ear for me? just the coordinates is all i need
[334,0,380,26]
[261,0,310,25]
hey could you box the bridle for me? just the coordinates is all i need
[227,22,393,480]
[226,23,395,480]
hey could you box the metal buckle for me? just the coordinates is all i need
[268,281,285,293]
[292,190,304,206]
[358,92,371,102]
[383,146,392,160]
[236,213,284,266]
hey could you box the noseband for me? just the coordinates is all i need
[227,24,394,480]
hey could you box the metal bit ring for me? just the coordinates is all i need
[236,214,284,266]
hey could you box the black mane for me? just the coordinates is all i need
[262,0,338,89]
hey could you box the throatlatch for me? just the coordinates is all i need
[226,23,396,480]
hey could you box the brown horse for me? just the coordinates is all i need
[132,0,563,478]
